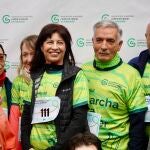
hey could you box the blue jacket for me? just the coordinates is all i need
[128,49,150,77]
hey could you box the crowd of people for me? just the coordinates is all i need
[0,20,149,150]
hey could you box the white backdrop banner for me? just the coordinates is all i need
[0,0,150,81]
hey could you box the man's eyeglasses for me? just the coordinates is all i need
[0,53,7,61]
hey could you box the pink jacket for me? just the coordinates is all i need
[0,106,16,150]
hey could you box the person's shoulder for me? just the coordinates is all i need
[4,76,12,85]
[13,75,23,81]
[5,76,11,82]
[12,75,25,83]
[128,49,149,64]
[122,62,141,76]
[76,69,86,77]
[128,56,139,65]
[68,65,81,75]
[81,60,93,69]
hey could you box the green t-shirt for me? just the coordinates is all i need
[11,75,32,113]
[142,61,150,136]
[82,60,147,150]
[30,70,89,149]
[142,62,150,95]
[0,86,7,115]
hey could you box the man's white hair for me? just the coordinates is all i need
[93,20,122,41]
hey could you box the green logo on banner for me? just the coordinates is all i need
[101,14,110,20]
[77,38,85,47]
[127,38,136,47]
[2,15,10,24]
[4,61,11,70]
[51,14,59,23]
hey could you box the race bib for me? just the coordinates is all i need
[145,96,150,122]
[87,112,101,136]
[31,96,60,124]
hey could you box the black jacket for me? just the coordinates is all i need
[21,64,89,150]
[128,50,149,150]
[128,49,150,77]
[4,77,12,116]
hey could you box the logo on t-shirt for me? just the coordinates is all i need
[90,97,119,109]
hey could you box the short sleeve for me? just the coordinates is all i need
[73,70,89,108]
